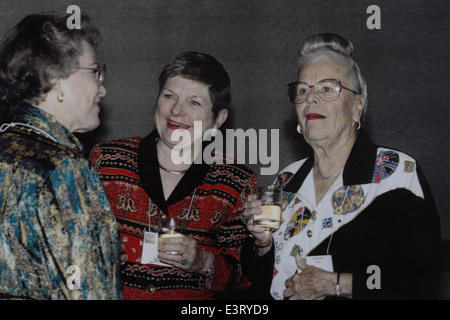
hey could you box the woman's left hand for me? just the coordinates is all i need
[158,236,212,275]
[283,255,336,300]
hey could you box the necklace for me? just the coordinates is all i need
[158,162,188,175]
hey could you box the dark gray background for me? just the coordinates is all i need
[0,1,448,243]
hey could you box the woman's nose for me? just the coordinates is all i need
[99,84,107,97]
[305,87,319,104]
[170,101,185,116]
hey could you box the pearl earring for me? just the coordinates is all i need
[210,127,218,137]
[297,124,302,134]
[57,94,64,103]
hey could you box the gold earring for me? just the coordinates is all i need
[57,94,64,103]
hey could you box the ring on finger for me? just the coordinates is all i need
[181,256,188,265]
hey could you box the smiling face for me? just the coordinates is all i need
[56,40,106,133]
[295,59,363,148]
[155,75,227,149]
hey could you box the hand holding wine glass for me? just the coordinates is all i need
[243,186,282,256]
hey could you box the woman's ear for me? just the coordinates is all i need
[37,79,63,109]
[214,109,228,129]
[51,79,65,103]
[352,95,364,123]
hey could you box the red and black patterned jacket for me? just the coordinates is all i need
[90,130,257,300]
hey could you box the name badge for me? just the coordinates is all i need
[141,231,170,266]
[304,255,334,272]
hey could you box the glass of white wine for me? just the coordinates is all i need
[253,186,282,231]
[158,217,188,255]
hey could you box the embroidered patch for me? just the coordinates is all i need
[332,185,365,215]
[322,217,333,229]
[372,151,399,183]
[290,244,302,257]
[274,172,294,189]
[275,242,284,251]
[284,206,311,240]
[404,160,415,173]
[117,189,137,212]
[281,191,295,211]
[273,268,279,278]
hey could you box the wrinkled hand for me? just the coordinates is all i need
[242,193,272,249]
[284,255,335,300]
[158,236,211,274]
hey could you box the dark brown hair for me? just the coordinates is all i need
[158,51,231,118]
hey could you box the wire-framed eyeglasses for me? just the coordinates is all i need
[287,78,359,104]
[74,63,106,84]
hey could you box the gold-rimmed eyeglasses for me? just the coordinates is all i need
[287,78,359,104]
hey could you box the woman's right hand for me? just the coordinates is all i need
[243,193,273,255]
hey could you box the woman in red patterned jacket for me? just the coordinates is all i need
[90,52,257,299]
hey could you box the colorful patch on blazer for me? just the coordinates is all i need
[281,190,299,213]
[404,160,415,173]
[322,217,333,229]
[281,191,294,210]
[332,185,365,215]
[372,151,399,183]
[273,267,279,278]
[284,206,311,240]
[290,244,302,257]
[274,172,294,189]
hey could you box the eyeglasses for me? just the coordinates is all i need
[287,78,359,104]
[74,63,106,84]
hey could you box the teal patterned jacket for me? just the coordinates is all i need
[0,106,122,299]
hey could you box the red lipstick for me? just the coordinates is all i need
[166,119,190,130]
[306,113,326,120]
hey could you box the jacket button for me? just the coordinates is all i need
[146,285,156,294]
[307,230,313,237]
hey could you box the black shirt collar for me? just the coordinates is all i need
[137,130,211,213]
[342,130,378,186]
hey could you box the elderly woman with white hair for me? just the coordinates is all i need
[242,33,441,300]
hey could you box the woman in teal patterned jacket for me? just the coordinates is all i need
[0,14,121,299]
